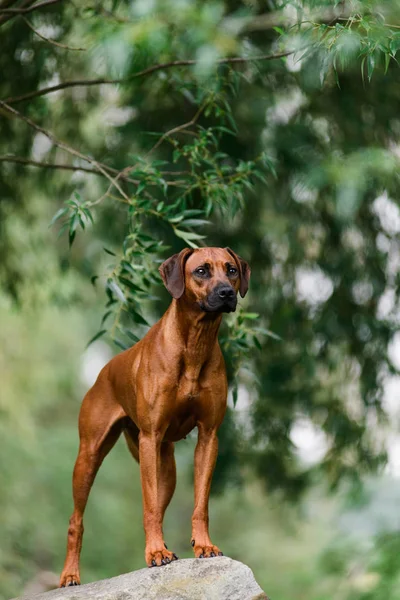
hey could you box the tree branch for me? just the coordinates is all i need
[0,0,35,25]
[0,156,188,188]
[147,103,206,156]
[0,100,129,199]
[0,155,120,177]
[21,15,86,51]
[3,49,295,105]
[228,5,351,33]
[0,0,62,13]
[0,0,62,26]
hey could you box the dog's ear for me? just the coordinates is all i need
[159,248,193,299]
[225,247,251,298]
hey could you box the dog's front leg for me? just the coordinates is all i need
[191,425,223,558]
[139,431,177,567]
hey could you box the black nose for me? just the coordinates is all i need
[218,286,235,299]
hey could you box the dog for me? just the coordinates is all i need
[59,246,250,587]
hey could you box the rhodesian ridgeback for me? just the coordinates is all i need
[59,246,250,587]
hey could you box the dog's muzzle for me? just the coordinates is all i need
[200,284,237,313]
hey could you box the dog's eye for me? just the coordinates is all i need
[228,267,237,275]
[195,268,206,276]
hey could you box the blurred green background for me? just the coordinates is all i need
[1,1,400,599]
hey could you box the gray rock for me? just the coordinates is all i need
[13,557,268,600]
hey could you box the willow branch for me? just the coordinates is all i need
[3,49,295,105]
[0,0,62,13]
[21,15,85,51]
[0,155,127,177]
[0,100,129,199]
[148,103,206,156]
[230,5,351,33]
[0,0,35,25]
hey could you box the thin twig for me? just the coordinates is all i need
[337,17,400,30]
[21,15,86,51]
[0,155,105,174]
[147,103,206,156]
[111,102,206,191]
[88,104,206,208]
[0,0,61,13]
[3,49,295,105]
[0,0,35,25]
[230,6,350,33]
[0,155,134,179]
[0,155,188,190]
[0,100,129,199]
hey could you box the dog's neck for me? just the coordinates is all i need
[166,298,223,354]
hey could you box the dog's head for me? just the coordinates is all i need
[159,247,250,313]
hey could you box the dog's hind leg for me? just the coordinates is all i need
[59,381,125,588]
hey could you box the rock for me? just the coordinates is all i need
[13,557,268,600]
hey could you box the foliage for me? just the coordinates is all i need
[1,2,400,595]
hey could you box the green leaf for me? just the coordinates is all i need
[101,310,112,326]
[360,55,366,86]
[242,312,259,320]
[103,247,116,256]
[82,207,94,224]
[214,126,236,136]
[385,52,391,74]
[367,53,375,82]
[118,276,144,294]
[183,209,204,217]
[91,275,98,286]
[68,213,79,247]
[174,229,206,241]
[253,335,262,351]
[77,213,85,230]
[232,385,238,407]
[86,329,107,348]
[137,181,146,194]
[108,281,126,303]
[50,207,68,226]
[168,215,184,224]
[137,233,154,242]
[390,34,400,56]
[253,327,282,341]
[128,308,149,326]
[121,260,145,275]
[68,228,76,247]
[113,338,130,351]
[179,219,211,227]
[124,329,140,343]
[57,222,68,239]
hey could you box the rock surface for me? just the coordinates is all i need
[13,557,268,600]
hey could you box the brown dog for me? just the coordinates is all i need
[59,247,250,587]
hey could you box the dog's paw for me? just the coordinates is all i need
[191,539,223,558]
[146,546,178,567]
[59,571,80,587]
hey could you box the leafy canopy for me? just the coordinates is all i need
[1,0,400,497]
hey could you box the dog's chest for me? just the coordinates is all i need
[177,367,201,402]
[163,369,200,442]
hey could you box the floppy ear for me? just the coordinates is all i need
[159,248,193,299]
[226,247,251,298]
